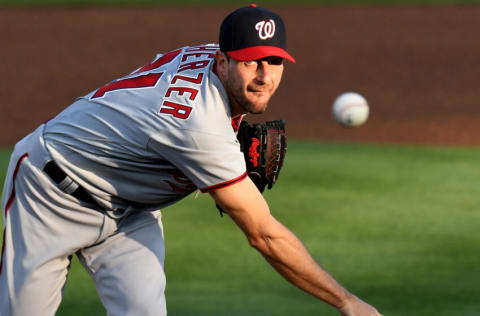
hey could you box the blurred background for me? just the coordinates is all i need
[2,1,480,146]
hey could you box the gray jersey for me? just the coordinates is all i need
[43,44,247,212]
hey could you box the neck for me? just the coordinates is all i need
[229,100,245,117]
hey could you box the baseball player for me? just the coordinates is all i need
[0,5,382,316]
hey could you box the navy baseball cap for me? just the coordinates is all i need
[219,4,296,63]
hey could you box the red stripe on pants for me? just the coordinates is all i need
[0,153,29,275]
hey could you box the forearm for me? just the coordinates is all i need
[250,218,351,309]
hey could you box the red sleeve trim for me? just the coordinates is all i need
[200,171,247,193]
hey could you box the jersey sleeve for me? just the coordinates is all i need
[147,128,247,192]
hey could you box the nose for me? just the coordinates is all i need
[255,61,271,84]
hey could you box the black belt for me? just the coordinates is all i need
[43,161,97,205]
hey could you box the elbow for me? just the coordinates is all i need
[246,234,270,254]
[244,216,280,255]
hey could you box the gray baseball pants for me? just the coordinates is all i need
[0,125,167,316]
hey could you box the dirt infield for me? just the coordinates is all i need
[2,5,480,147]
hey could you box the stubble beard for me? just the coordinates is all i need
[227,79,270,115]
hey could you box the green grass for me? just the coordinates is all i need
[1,141,480,315]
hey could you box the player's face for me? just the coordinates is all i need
[218,52,284,115]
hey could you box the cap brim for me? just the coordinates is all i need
[227,46,296,63]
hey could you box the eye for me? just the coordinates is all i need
[267,57,283,65]
[244,60,257,66]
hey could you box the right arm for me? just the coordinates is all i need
[210,177,382,316]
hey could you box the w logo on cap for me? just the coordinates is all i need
[255,19,276,40]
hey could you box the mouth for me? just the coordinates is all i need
[247,86,268,93]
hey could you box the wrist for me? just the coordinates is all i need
[337,292,355,311]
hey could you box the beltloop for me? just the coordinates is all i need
[105,205,135,221]
[58,176,80,194]
[43,160,98,207]
[43,160,138,221]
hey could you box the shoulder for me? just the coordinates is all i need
[158,44,232,136]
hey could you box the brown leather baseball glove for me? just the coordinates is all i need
[216,119,287,216]
[236,119,287,193]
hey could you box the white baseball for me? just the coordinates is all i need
[332,92,370,127]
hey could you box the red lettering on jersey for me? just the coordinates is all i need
[181,53,215,62]
[165,87,199,101]
[132,49,182,75]
[185,45,219,52]
[160,101,192,119]
[92,72,163,99]
[166,170,191,184]
[178,60,210,73]
[164,170,195,192]
[164,180,195,193]
[171,73,204,85]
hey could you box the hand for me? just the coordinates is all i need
[338,295,383,316]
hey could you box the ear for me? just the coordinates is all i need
[215,50,229,81]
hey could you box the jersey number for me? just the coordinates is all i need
[91,73,163,98]
[91,49,181,99]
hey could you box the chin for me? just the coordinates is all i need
[246,97,270,113]
[246,102,268,114]
[234,90,271,114]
